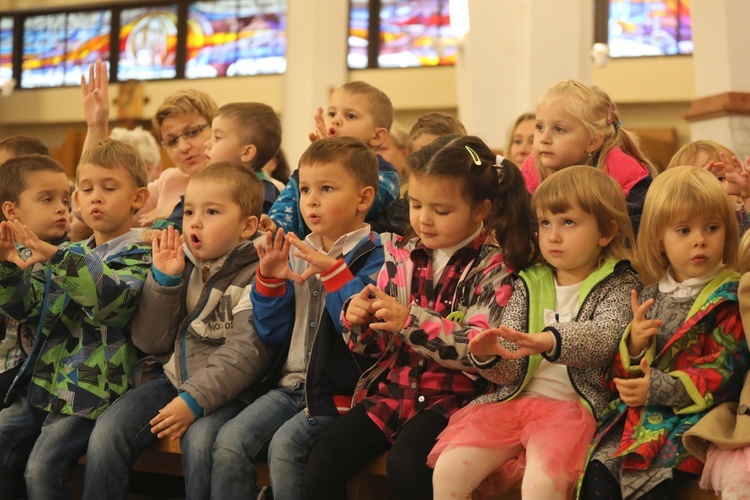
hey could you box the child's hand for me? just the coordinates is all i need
[150,396,197,441]
[286,232,338,281]
[81,60,109,132]
[256,229,305,284]
[6,220,58,268]
[613,358,651,407]
[366,284,410,333]
[345,286,377,325]
[627,290,662,356]
[141,229,163,244]
[138,207,172,226]
[258,214,277,233]
[491,326,555,358]
[715,152,750,199]
[308,107,327,143]
[152,226,184,276]
[0,222,25,267]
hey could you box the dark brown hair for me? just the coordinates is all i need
[298,137,379,191]
[190,162,264,219]
[215,102,282,170]
[0,136,50,159]
[0,154,66,205]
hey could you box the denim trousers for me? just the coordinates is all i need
[82,376,244,500]
[0,392,95,500]
[211,386,338,500]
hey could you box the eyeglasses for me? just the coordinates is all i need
[161,123,210,150]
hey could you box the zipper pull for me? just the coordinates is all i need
[304,407,318,425]
[201,259,213,282]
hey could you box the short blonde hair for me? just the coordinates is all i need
[533,166,635,265]
[78,138,148,188]
[153,89,218,142]
[109,126,160,166]
[339,81,394,132]
[190,162,264,219]
[667,140,736,169]
[408,112,466,145]
[637,166,738,282]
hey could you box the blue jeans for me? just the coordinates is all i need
[0,393,95,500]
[82,377,244,500]
[211,387,338,500]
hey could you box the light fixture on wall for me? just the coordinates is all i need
[450,0,470,42]
[591,43,610,67]
[0,78,15,96]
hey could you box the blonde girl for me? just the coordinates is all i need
[430,166,641,499]
[506,112,535,166]
[583,166,749,499]
[304,135,537,500]
[521,80,655,235]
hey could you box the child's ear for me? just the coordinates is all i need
[586,132,605,154]
[472,199,492,223]
[2,201,17,221]
[598,220,618,247]
[357,186,376,213]
[131,187,150,212]
[241,145,257,164]
[369,128,388,149]
[240,215,259,239]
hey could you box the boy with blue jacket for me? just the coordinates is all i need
[212,137,385,499]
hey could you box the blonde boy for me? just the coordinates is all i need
[268,81,400,236]
[204,102,283,213]
[83,162,274,499]
[212,137,385,499]
[0,138,151,499]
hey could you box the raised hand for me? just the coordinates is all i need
[258,214,278,233]
[149,396,197,441]
[152,226,184,276]
[308,107,327,143]
[81,60,110,139]
[345,286,377,325]
[627,290,661,356]
[718,151,750,199]
[613,358,651,407]
[367,284,410,333]
[255,228,304,284]
[6,220,58,268]
[286,232,337,282]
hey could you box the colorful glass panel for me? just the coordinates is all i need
[378,0,456,68]
[608,0,692,57]
[186,0,286,78]
[118,6,178,81]
[0,17,12,83]
[348,0,369,68]
[21,10,110,88]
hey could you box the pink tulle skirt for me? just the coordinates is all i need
[428,395,596,488]
[700,444,750,495]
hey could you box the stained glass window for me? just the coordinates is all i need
[186,0,286,79]
[348,0,369,69]
[378,0,456,68]
[118,6,178,81]
[0,17,12,83]
[608,0,692,57]
[21,10,111,88]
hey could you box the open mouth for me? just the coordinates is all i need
[190,234,201,245]
[328,128,337,137]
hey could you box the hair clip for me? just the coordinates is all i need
[494,154,506,170]
[614,120,622,131]
[465,146,482,166]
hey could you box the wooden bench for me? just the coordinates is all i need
[75,438,718,499]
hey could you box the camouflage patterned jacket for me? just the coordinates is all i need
[0,231,151,419]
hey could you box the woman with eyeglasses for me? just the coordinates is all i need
[81,61,216,233]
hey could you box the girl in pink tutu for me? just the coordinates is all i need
[304,135,538,500]
[582,166,749,499]
[430,166,642,499]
